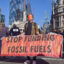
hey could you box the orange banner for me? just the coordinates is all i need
[1,34,63,58]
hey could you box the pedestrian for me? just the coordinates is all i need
[1,21,9,37]
[24,14,39,64]
[9,24,21,36]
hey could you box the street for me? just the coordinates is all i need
[0,56,64,64]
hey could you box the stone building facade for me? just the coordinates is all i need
[51,0,64,32]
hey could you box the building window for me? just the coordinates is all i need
[55,9,58,14]
[63,0,64,4]
[56,16,59,21]
[57,0,60,5]
[63,15,64,19]
[55,22,59,28]
[63,8,64,12]
[63,21,64,26]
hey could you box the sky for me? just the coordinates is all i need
[0,0,52,27]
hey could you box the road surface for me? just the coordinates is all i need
[0,56,64,64]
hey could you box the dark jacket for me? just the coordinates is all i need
[9,25,21,36]
[24,22,39,35]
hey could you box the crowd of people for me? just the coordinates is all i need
[0,14,40,64]
[0,14,64,64]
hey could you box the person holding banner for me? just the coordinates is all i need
[24,14,39,64]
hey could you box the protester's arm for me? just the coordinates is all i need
[9,28,12,36]
[23,24,26,35]
[36,24,39,35]
[18,28,21,34]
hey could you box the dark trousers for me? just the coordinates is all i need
[27,56,36,60]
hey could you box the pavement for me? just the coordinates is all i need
[0,56,64,64]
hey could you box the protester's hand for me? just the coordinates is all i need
[36,31,40,35]
[22,32,25,35]
[21,33,25,37]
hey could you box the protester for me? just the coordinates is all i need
[9,24,21,36]
[24,14,39,64]
[1,22,8,37]
[38,25,41,34]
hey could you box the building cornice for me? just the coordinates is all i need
[54,5,64,10]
